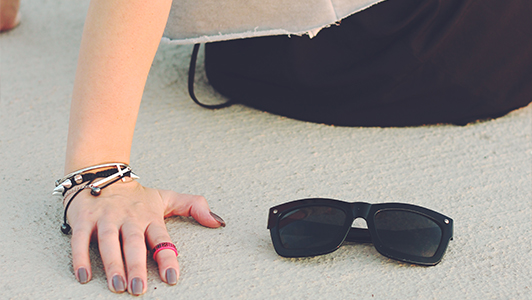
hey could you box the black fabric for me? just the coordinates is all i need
[204,0,532,127]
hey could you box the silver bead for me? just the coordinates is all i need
[62,179,72,189]
[74,174,83,184]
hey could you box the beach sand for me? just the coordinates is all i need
[1,1,530,299]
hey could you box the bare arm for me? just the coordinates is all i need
[66,0,171,172]
[64,0,223,295]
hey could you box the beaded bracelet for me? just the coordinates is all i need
[55,163,140,234]
[53,163,138,197]
[55,163,130,186]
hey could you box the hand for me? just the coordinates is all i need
[64,180,225,295]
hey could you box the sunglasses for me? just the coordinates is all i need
[268,198,453,266]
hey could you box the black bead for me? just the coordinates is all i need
[90,187,101,196]
[61,223,71,235]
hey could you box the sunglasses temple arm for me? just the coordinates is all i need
[344,228,372,243]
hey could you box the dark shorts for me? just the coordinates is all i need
[204,0,532,126]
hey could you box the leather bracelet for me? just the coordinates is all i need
[53,163,138,197]
[55,163,130,186]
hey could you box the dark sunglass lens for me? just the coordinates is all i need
[278,206,347,250]
[374,210,442,258]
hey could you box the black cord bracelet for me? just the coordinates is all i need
[61,179,94,234]
[57,164,139,235]
[60,176,124,235]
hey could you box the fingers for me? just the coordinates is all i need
[66,184,221,295]
[161,190,226,228]
[71,222,94,284]
[145,222,180,285]
[97,222,126,293]
[121,222,148,296]
[95,220,178,295]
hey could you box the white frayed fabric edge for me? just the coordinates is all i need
[161,0,385,45]
[161,26,326,45]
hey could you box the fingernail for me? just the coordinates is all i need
[165,268,177,285]
[77,267,89,284]
[131,277,143,296]
[210,212,226,227]
[112,275,126,293]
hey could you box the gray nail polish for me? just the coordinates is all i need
[166,268,177,285]
[131,277,143,295]
[112,275,125,293]
[77,267,89,284]
[210,212,226,227]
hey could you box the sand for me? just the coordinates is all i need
[1,1,531,299]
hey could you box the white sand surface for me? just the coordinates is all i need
[1,1,531,299]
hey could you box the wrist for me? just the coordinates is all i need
[64,152,130,175]
[56,163,140,234]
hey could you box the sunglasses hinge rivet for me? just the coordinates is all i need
[273,209,278,214]
[444,219,449,224]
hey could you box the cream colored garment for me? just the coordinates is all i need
[162,0,386,44]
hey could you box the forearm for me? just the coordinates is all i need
[65,0,172,174]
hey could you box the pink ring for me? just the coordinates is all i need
[152,242,178,260]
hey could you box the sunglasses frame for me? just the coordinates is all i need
[268,198,453,266]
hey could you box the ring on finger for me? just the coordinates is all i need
[152,242,178,260]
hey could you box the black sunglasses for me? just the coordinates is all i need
[268,198,453,266]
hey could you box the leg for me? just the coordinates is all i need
[0,0,20,32]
